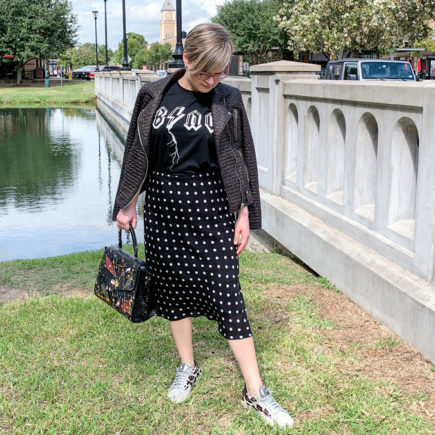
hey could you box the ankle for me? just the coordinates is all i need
[246,383,263,397]
[181,359,195,368]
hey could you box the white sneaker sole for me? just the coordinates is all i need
[241,399,294,429]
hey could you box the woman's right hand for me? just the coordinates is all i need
[116,203,138,232]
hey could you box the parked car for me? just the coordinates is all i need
[96,65,122,73]
[72,66,90,79]
[87,66,123,79]
[324,59,417,81]
[154,69,167,78]
[83,66,99,80]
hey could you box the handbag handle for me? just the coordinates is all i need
[118,224,139,258]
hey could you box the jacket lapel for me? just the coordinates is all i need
[212,85,232,149]
[137,96,163,153]
[137,69,185,153]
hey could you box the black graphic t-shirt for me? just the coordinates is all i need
[150,81,219,174]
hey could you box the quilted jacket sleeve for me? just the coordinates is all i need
[236,90,262,230]
[112,86,151,221]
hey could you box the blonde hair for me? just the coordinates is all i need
[184,23,234,73]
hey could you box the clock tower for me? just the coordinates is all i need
[160,0,176,51]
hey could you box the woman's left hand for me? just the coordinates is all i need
[233,206,250,256]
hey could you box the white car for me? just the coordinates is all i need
[154,70,167,78]
[324,59,417,81]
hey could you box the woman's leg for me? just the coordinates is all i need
[228,337,262,396]
[167,317,201,403]
[170,317,195,367]
[229,337,294,428]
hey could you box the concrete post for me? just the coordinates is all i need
[249,61,320,195]
[137,70,154,89]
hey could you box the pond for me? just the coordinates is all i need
[0,107,144,262]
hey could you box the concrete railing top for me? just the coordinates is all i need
[136,70,155,76]
[96,70,154,77]
[95,71,135,78]
[223,76,251,93]
[282,79,435,107]
[250,60,321,73]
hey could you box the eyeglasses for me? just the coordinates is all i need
[196,68,229,81]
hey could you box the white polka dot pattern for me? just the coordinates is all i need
[144,171,252,340]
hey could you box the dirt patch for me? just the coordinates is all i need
[0,286,28,303]
[263,284,435,424]
[52,284,92,299]
[0,284,91,303]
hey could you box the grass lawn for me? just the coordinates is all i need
[0,81,96,107]
[0,249,434,433]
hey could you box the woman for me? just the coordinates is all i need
[113,23,293,429]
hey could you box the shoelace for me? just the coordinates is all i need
[170,364,192,390]
[258,391,285,415]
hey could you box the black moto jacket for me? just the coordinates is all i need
[112,68,261,230]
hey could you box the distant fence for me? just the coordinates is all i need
[95,64,435,363]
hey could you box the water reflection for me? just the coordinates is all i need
[0,108,80,213]
[0,107,143,261]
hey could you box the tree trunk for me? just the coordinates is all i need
[16,64,23,85]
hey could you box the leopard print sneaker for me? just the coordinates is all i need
[167,361,202,403]
[241,385,294,428]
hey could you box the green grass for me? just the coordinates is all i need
[0,250,433,433]
[0,248,104,297]
[0,81,96,106]
[374,337,402,349]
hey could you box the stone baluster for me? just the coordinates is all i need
[249,60,320,195]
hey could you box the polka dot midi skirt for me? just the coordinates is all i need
[144,171,252,340]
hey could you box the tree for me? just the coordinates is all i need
[275,0,435,60]
[67,43,113,69]
[133,42,172,69]
[132,47,149,69]
[419,35,435,53]
[0,0,77,83]
[113,33,147,67]
[212,0,289,64]
[411,25,435,58]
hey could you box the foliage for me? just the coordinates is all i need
[420,37,435,53]
[133,42,172,69]
[275,0,435,60]
[414,26,435,55]
[113,33,147,67]
[212,0,289,64]
[65,43,113,69]
[0,0,77,82]
[132,48,149,69]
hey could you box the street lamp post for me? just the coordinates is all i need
[92,10,99,71]
[121,0,130,69]
[104,0,109,67]
[169,0,184,68]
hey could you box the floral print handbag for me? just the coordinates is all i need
[94,225,156,323]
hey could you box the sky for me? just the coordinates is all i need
[71,0,228,50]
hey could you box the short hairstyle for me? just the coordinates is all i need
[184,23,234,73]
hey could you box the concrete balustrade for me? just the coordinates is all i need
[95,71,156,134]
[272,80,428,270]
[95,62,435,362]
